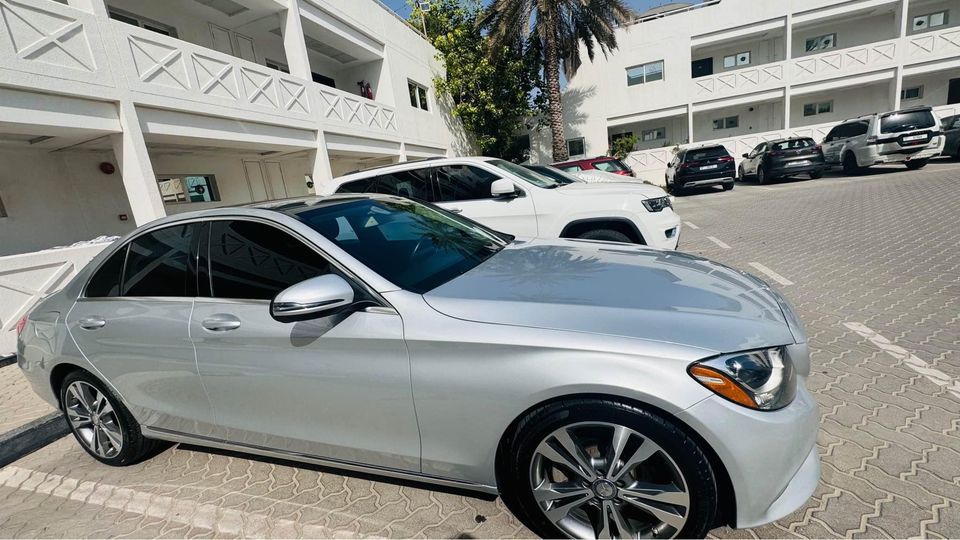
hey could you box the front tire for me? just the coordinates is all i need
[756,165,768,185]
[905,159,928,170]
[500,399,718,539]
[577,229,633,244]
[60,370,158,466]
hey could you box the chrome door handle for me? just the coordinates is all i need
[201,314,241,332]
[448,208,463,214]
[78,316,106,330]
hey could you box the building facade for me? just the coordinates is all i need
[530,0,960,184]
[0,0,471,352]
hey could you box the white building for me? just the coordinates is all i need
[0,0,470,352]
[530,0,960,184]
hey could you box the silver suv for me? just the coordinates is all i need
[821,106,943,174]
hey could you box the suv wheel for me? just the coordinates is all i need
[756,165,767,185]
[722,182,734,191]
[61,370,159,466]
[842,152,861,175]
[577,229,632,243]
[905,159,928,170]
[499,399,718,539]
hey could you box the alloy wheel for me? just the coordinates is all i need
[64,381,124,459]
[529,422,689,539]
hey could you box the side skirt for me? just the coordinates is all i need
[141,426,499,496]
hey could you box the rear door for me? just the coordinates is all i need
[433,164,538,236]
[65,223,215,436]
[821,125,846,163]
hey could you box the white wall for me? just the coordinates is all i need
[694,36,785,74]
[608,116,688,151]
[906,0,959,36]
[791,12,897,58]
[0,149,134,256]
[693,101,783,142]
[901,70,960,108]
[790,83,892,127]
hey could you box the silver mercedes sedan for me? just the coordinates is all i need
[17,194,819,539]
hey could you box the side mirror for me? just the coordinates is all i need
[270,274,355,322]
[666,162,674,168]
[491,178,518,198]
[742,153,749,158]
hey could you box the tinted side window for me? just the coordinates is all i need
[372,169,435,201]
[336,178,375,194]
[850,121,869,137]
[208,220,331,300]
[122,224,195,297]
[435,165,502,202]
[86,246,127,298]
[824,127,839,142]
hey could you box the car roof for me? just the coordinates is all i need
[333,156,498,184]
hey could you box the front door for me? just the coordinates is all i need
[948,78,960,105]
[65,223,215,436]
[432,164,539,236]
[190,219,420,471]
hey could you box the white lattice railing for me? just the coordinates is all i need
[0,243,112,355]
[317,85,398,132]
[905,26,960,62]
[791,38,899,83]
[693,61,787,99]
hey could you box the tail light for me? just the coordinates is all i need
[15,315,27,337]
[717,156,735,163]
[614,170,631,176]
[866,136,878,145]
[767,150,783,157]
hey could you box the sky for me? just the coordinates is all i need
[382,0,699,20]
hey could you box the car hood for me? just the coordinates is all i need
[423,238,797,353]
[556,180,667,199]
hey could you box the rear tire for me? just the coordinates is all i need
[809,170,823,179]
[60,370,159,466]
[905,159,928,170]
[722,182,734,191]
[577,229,633,244]
[756,165,768,185]
[499,399,718,539]
[842,152,861,175]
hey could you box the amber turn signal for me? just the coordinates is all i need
[689,365,758,409]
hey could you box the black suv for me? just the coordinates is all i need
[665,145,735,194]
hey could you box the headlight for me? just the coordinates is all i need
[642,196,672,212]
[688,347,796,410]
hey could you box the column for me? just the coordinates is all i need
[67,0,108,17]
[398,142,408,163]
[110,102,165,226]
[897,0,909,38]
[784,13,793,131]
[281,0,312,80]
[891,66,903,111]
[687,104,694,144]
[310,131,335,193]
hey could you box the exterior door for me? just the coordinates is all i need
[821,125,845,163]
[190,219,420,471]
[744,143,765,175]
[243,161,269,201]
[65,223,216,436]
[691,57,713,78]
[209,24,234,56]
[948,78,960,105]
[432,164,539,236]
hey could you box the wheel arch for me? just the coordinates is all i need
[494,392,738,528]
[559,218,645,245]
[49,362,89,408]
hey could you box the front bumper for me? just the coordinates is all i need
[679,381,820,528]
[638,209,682,250]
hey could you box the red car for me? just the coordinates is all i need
[552,156,635,177]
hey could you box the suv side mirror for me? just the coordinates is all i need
[271,274,355,322]
[742,153,749,158]
[666,162,673,168]
[491,178,518,198]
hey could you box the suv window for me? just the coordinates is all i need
[207,220,332,300]
[849,121,870,137]
[684,146,729,161]
[86,246,127,298]
[435,165,501,202]
[122,224,195,297]
[337,178,374,194]
[373,169,435,201]
[880,109,936,134]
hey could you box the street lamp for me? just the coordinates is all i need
[418,0,430,37]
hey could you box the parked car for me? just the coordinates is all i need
[738,137,825,184]
[820,106,944,173]
[665,145,736,194]
[942,114,960,159]
[330,157,681,249]
[522,164,582,185]
[18,194,819,539]
[553,156,636,177]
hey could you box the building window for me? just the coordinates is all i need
[157,175,220,204]
[641,127,666,141]
[723,51,751,68]
[712,116,739,130]
[408,81,429,111]
[108,8,178,37]
[265,59,290,74]
[913,11,948,31]
[803,100,834,116]
[567,137,586,157]
[626,60,664,86]
[901,86,924,100]
[805,33,836,52]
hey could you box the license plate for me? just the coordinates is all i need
[700,164,718,170]
[787,160,810,167]
[903,134,927,142]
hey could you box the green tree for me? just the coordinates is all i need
[410,0,544,162]
[481,0,634,162]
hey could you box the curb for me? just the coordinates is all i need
[0,413,70,468]
[0,355,14,368]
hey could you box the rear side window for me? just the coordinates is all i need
[684,146,729,161]
[372,169,435,201]
[880,110,936,134]
[122,224,195,297]
[435,165,501,202]
[592,159,629,173]
[849,121,870,137]
[772,139,815,151]
[208,220,331,300]
[85,246,127,298]
[336,178,375,194]
[557,164,582,172]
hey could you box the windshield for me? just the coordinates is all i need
[772,139,815,151]
[292,197,509,293]
[592,159,629,172]
[488,159,562,188]
[880,110,936,134]
[524,165,580,185]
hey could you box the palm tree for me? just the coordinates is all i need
[481,0,634,162]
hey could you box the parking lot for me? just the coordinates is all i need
[1,160,959,538]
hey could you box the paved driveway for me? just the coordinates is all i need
[1,161,958,538]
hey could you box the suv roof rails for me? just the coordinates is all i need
[344,156,446,176]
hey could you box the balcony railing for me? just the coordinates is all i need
[791,38,899,83]
[693,61,787,99]
[906,26,960,61]
[317,85,398,133]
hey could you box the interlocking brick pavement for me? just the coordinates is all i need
[0,161,958,538]
[0,365,56,434]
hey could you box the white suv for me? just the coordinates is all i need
[821,106,944,173]
[326,157,681,249]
